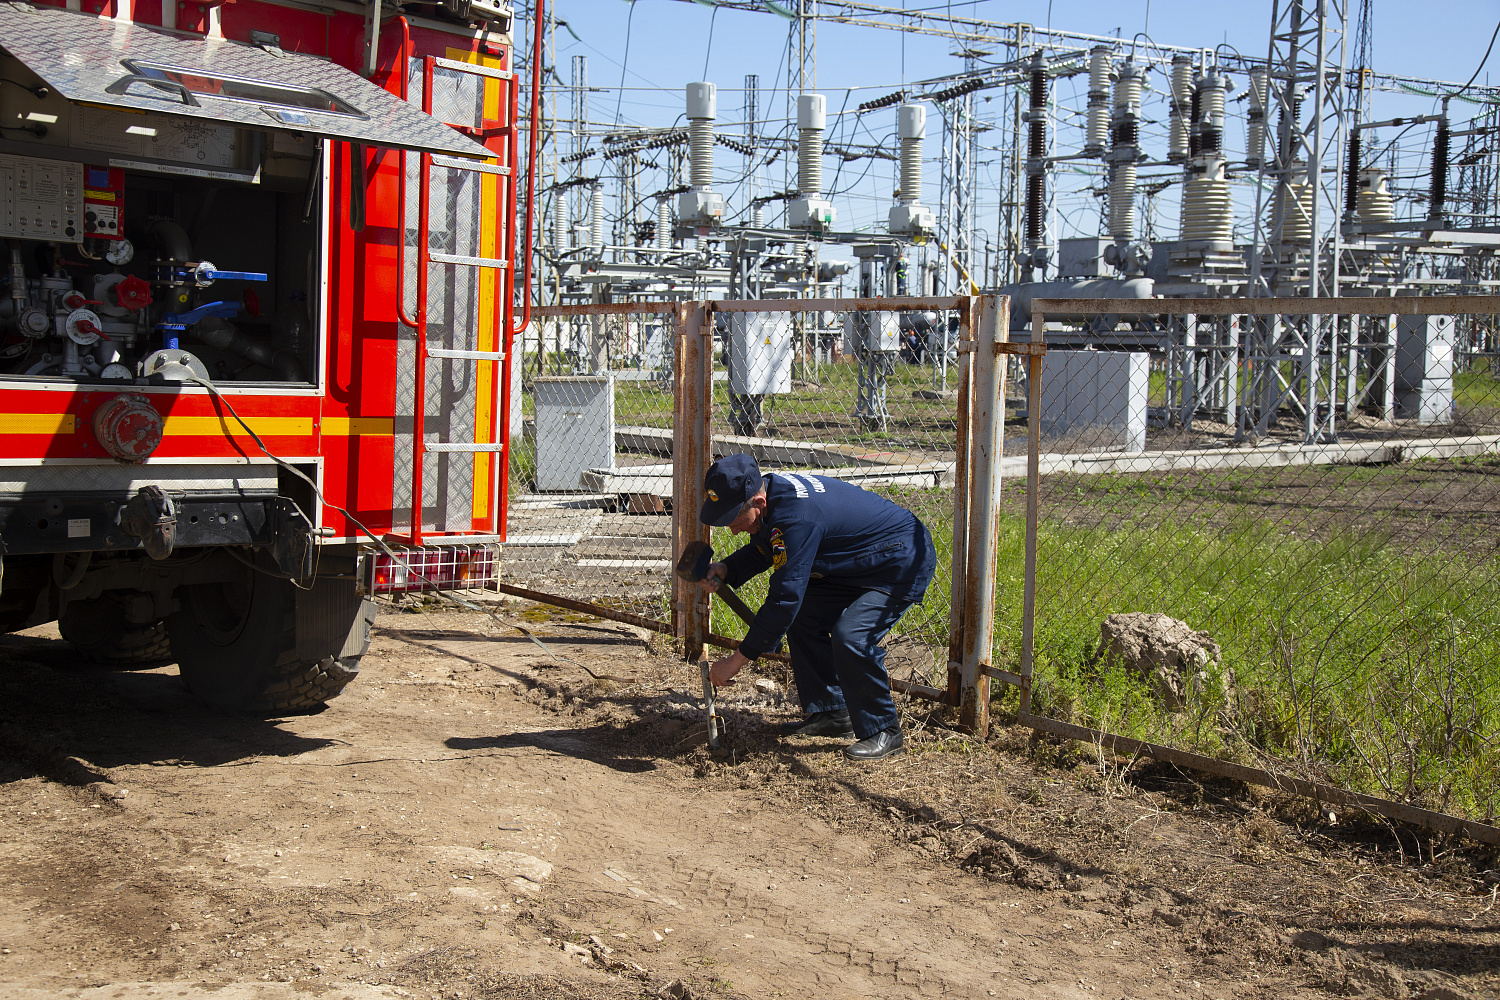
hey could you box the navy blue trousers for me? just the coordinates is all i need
[785,582,918,740]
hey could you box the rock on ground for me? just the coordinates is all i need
[1097,611,1230,710]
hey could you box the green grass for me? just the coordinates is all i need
[999,507,1500,823]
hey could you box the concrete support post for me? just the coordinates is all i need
[959,294,1008,736]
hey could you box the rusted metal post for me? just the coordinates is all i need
[671,304,688,641]
[959,295,1008,736]
[945,296,976,705]
[674,302,713,662]
[1017,306,1045,724]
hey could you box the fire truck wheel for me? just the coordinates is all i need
[0,555,50,634]
[59,597,172,667]
[168,554,364,714]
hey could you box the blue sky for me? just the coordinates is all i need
[544,1,1500,274]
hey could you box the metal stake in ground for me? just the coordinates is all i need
[699,658,723,750]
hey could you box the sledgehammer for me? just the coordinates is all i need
[674,540,757,627]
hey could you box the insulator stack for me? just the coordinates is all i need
[1345,131,1362,217]
[1246,67,1268,168]
[554,190,569,249]
[888,103,934,237]
[899,104,924,203]
[1025,54,1048,250]
[751,204,764,227]
[1281,168,1313,244]
[656,199,671,249]
[1277,88,1303,166]
[1356,168,1396,223]
[1180,154,1233,246]
[1085,45,1113,154]
[797,94,826,196]
[688,121,714,188]
[1430,118,1450,220]
[589,185,605,251]
[790,93,836,231]
[1168,55,1193,162]
[677,82,725,227]
[1107,60,1142,246]
[1195,71,1225,154]
[1109,162,1138,242]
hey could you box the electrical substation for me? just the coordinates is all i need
[509,0,1500,595]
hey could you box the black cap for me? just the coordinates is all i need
[699,453,762,527]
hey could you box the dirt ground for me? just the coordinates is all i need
[0,601,1496,1000]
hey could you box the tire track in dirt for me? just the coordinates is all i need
[485,732,1197,999]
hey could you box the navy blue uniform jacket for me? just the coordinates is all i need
[720,472,937,660]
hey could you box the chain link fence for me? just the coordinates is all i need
[502,302,680,624]
[1012,297,1500,834]
[502,298,976,697]
[500,292,1500,841]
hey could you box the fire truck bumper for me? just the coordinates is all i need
[0,494,299,556]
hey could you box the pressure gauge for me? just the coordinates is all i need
[106,239,135,266]
[101,363,133,381]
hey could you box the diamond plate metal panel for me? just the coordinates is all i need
[0,4,490,159]
[430,64,485,131]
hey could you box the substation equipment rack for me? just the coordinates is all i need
[0,0,531,711]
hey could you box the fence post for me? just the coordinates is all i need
[959,294,1008,735]
[673,301,713,661]
[1017,305,1045,725]
[945,296,976,705]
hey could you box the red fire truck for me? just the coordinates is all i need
[0,0,535,710]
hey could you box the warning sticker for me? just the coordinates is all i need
[67,518,91,538]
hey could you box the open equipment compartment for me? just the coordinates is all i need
[0,3,486,388]
[0,1,516,715]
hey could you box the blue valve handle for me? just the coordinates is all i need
[156,300,242,348]
[193,261,268,286]
[200,269,269,282]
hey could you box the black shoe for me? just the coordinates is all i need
[843,727,904,762]
[781,710,855,737]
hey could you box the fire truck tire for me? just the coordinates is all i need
[0,555,51,634]
[58,598,173,667]
[168,556,366,714]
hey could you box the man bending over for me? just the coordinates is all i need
[697,453,936,762]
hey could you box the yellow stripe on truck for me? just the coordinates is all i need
[3,414,77,434]
[322,417,394,436]
[162,416,314,437]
